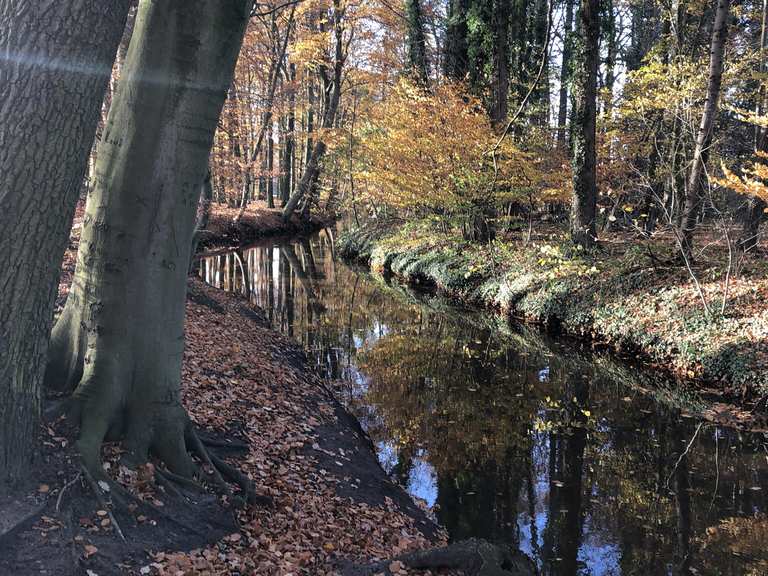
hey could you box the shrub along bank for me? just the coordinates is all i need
[339,223,768,401]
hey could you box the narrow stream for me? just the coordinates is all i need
[199,230,768,576]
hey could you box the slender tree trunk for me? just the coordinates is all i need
[679,0,730,256]
[267,121,275,208]
[45,0,251,478]
[281,63,297,205]
[0,1,130,485]
[569,0,600,248]
[557,0,575,146]
[490,0,511,126]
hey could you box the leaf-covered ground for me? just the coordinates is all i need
[202,201,333,249]
[1,206,453,576]
[339,222,768,404]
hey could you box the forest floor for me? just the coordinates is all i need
[201,201,334,249]
[339,220,768,418]
[1,208,454,576]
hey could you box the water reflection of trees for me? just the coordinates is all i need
[199,233,768,576]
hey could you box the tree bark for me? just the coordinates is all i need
[0,0,131,485]
[569,0,600,248]
[679,0,730,256]
[45,0,251,479]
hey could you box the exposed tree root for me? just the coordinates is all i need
[343,538,537,576]
[81,465,126,542]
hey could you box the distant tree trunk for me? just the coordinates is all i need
[739,0,768,252]
[490,0,511,126]
[569,0,600,248]
[406,0,429,84]
[267,120,275,208]
[0,0,130,485]
[283,0,345,222]
[45,0,251,479]
[281,63,296,205]
[557,0,575,146]
[602,0,617,114]
[679,0,730,257]
[532,0,550,124]
[444,0,470,80]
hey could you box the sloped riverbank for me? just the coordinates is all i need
[339,225,768,414]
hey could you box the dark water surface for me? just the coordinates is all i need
[199,231,768,576]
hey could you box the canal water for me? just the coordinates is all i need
[198,230,768,576]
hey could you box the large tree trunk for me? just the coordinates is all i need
[679,0,730,257]
[45,0,251,480]
[0,1,131,485]
[569,0,600,248]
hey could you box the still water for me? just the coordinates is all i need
[199,231,768,576]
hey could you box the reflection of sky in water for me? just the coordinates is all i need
[407,453,438,508]
[199,233,768,576]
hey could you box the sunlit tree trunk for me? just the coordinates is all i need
[0,0,130,485]
[45,0,251,478]
[569,0,600,248]
[679,0,730,257]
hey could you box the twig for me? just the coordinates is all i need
[55,472,82,513]
[665,422,703,490]
[81,465,126,542]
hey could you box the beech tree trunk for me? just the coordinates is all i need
[679,0,730,256]
[0,1,131,485]
[45,0,251,477]
[569,0,600,248]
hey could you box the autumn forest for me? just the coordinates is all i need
[1,0,768,575]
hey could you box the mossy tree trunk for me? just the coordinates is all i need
[45,0,252,479]
[0,1,131,485]
[569,0,600,249]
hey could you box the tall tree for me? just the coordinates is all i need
[444,0,470,80]
[570,0,600,248]
[557,0,575,145]
[0,1,131,485]
[45,0,252,482]
[679,0,730,256]
[490,0,511,125]
[406,0,429,84]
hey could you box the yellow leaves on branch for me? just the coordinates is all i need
[719,151,768,203]
[356,80,539,216]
